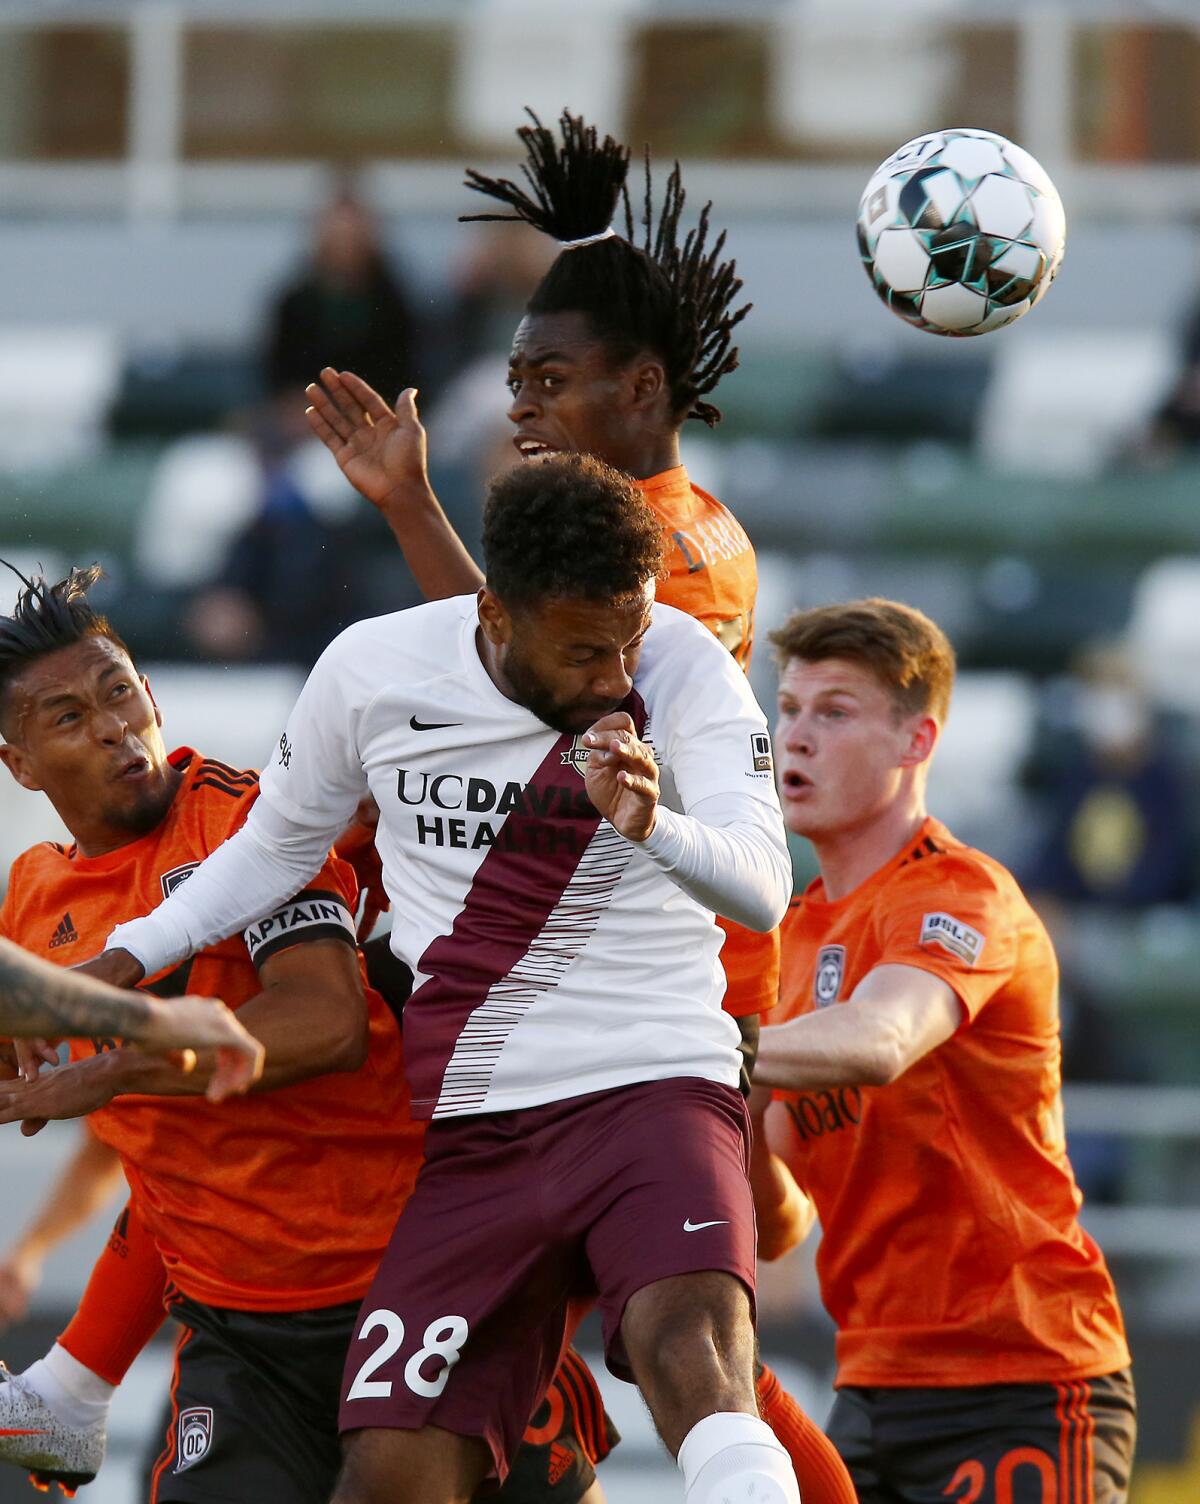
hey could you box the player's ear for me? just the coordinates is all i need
[628,355,667,413]
[142,675,163,729]
[899,714,939,769]
[476,586,512,648]
[0,741,41,793]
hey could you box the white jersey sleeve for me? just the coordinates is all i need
[633,605,790,930]
[106,625,374,974]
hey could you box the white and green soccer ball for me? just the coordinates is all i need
[857,127,1066,336]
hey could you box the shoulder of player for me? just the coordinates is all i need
[176,753,261,853]
[885,830,1026,913]
[638,603,747,699]
[315,598,474,690]
[643,601,735,660]
[3,841,68,903]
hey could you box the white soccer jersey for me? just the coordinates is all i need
[254,595,785,1118]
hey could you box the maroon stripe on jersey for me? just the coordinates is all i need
[407,694,647,1118]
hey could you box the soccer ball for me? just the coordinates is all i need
[856,128,1066,336]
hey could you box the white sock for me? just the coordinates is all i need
[678,1410,801,1504]
[21,1345,114,1428]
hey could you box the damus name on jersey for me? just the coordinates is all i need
[785,1087,863,1142]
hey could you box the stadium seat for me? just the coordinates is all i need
[976,331,1176,478]
[453,0,634,147]
[0,327,122,470]
[926,670,1037,853]
[1125,557,1200,714]
[134,434,262,589]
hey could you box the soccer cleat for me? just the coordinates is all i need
[0,1363,104,1494]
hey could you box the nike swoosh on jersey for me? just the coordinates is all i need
[683,1218,730,1232]
[409,716,463,731]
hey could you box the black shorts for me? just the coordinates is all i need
[148,1297,357,1504]
[826,1369,1137,1504]
[147,1295,616,1504]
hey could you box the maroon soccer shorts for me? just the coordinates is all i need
[338,1075,756,1481]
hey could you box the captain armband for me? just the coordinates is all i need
[242,889,357,969]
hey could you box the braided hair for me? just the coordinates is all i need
[462,109,750,427]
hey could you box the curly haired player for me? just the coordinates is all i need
[97,453,799,1504]
[305,120,853,1496]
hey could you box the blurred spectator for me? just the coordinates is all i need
[181,394,420,668]
[1021,643,1197,907]
[265,180,423,403]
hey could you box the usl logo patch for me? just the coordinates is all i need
[814,945,845,1006]
[175,1406,213,1473]
[749,731,773,773]
[920,912,985,965]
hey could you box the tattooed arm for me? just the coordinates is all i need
[0,940,263,1101]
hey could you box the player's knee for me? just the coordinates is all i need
[624,1273,755,1395]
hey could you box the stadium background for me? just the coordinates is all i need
[1,2,1198,1498]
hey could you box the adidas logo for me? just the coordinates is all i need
[49,913,79,949]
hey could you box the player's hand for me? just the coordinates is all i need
[304,368,430,513]
[0,1250,41,1330]
[12,1038,58,1083]
[582,713,660,843]
[138,996,265,1102]
[0,1055,118,1137]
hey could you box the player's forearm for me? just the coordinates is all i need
[0,939,155,1041]
[750,1148,815,1261]
[106,805,331,978]
[105,979,368,1097]
[637,797,792,931]
[754,1009,903,1091]
[376,478,484,601]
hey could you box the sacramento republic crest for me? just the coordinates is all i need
[814,945,846,1007]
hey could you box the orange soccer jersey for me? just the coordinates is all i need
[638,464,780,1019]
[0,748,424,1314]
[773,817,1130,1389]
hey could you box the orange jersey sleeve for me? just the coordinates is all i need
[3,749,423,1314]
[772,818,1129,1389]
[716,915,781,1019]
[864,850,1025,1022]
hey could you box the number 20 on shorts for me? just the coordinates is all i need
[347,1309,470,1401]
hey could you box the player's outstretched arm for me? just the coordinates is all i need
[0,940,262,1101]
[304,367,484,601]
[754,964,963,1093]
[0,938,362,1133]
[100,935,368,1101]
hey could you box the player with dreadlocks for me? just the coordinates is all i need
[306,109,856,1504]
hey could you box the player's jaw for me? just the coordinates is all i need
[98,738,179,836]
[492,592,652,737]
